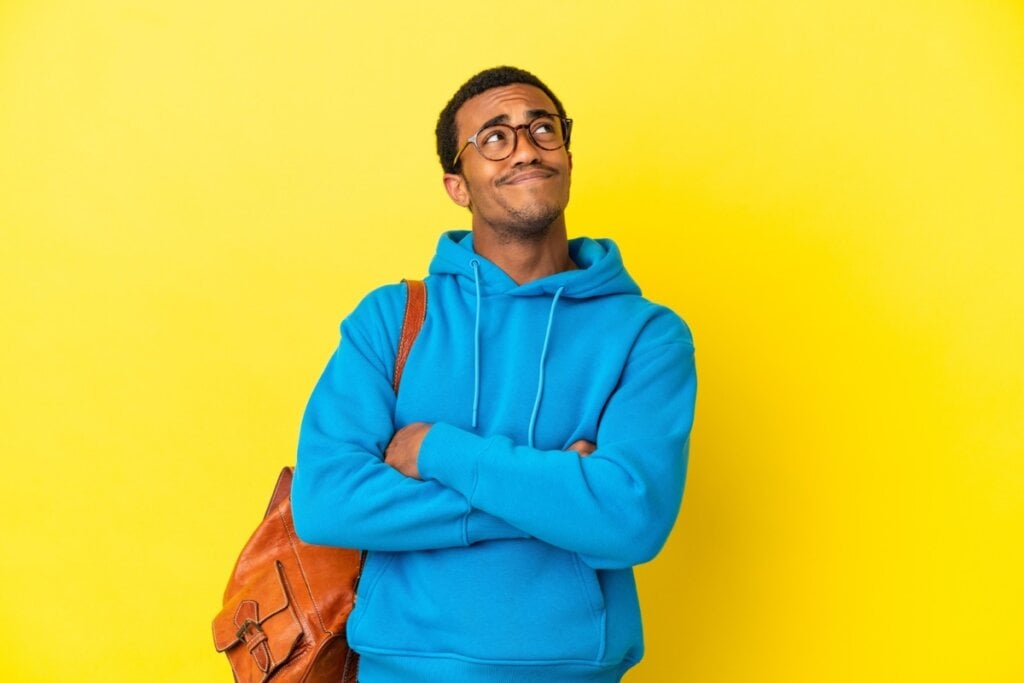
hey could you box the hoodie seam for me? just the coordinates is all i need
[460,503,472,546]
[465,438,494,505]
[628,340,695,362]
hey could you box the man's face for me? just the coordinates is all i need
[443,83,572,243]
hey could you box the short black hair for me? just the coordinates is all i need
[436,66,568,174]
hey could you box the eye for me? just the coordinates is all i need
[480,128,507,146]
[531,118,558,140]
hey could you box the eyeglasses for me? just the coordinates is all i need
[452,114,573,169]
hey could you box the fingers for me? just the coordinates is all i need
[566,439,597,457]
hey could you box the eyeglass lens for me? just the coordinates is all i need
[475,116,566,161]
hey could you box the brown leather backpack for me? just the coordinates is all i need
[212,280,426,682]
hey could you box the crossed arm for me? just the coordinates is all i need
[384,423,595,479]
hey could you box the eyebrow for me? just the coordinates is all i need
[478,109,557,131]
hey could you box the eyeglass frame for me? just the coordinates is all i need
[451,114,573,169]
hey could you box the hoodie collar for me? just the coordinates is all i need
[428,230,642,299]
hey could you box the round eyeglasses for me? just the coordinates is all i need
[452,115,573,169]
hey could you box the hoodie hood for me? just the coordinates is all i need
[428,230,642,299]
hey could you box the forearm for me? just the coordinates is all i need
[293,433,528,551]
[418,425,688,568]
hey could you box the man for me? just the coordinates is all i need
[293,66,697,682]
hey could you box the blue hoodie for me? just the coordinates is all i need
[293,231,697,682]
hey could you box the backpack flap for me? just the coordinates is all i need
[212,560,303,682]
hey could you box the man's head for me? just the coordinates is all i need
[436,66,573,243]
[436,66,568,175]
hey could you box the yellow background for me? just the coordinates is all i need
[2,1,1022,681]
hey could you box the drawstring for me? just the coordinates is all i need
[467,259,563,444]
[528,286,564,448]
[470,260,482,429]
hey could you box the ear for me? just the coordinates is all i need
[443,173,471,208]
[567,151,573,171]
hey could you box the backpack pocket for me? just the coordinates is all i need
[213,560,303,682]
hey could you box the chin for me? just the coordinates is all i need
[491,204,563,243]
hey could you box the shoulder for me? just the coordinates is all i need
[339,282,413,362]
[626,296,695,356]
[346,282,410,325]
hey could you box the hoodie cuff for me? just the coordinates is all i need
[419,422,492,501]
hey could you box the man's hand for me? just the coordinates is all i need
[384,422,432,479]
[567,440,596,457]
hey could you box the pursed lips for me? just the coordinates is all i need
[500,168,557,185]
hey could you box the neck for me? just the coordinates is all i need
[472,218,576,285]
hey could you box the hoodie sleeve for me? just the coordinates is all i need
[417,312,696,570]
[292,286,528,551]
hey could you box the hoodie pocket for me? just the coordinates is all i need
[347,540,607,664]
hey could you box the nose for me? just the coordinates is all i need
[509,125,542,166]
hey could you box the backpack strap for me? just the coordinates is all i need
[393,279,426,393]
[265,467,294,519]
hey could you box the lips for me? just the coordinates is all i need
[500,167,557,185]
